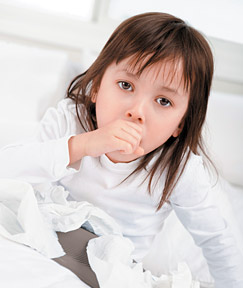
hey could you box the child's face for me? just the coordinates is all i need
[93,57,190,163]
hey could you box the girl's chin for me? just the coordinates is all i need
[105,151,140,163]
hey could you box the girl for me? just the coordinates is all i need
[1,12,243,287]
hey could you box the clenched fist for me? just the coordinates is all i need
[68,119,144,165]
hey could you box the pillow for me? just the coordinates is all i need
[0,41,78,147]
[204,91,243,186]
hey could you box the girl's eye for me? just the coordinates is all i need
[118,81,133,91]
[156,97,172,107]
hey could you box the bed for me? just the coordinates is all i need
[0,234,90,288]
[0,41,242,288]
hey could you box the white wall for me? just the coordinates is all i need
[0,0,243,95]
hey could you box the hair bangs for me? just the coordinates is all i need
[115,51,190,96]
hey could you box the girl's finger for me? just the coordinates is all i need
[112,137,134,154]
[117,128,141,147]
[123,121,143,135]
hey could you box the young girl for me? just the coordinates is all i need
[1,12,243,287]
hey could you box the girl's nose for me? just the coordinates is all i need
[125,105,145,124]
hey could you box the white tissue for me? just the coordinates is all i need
[87,235,200,288]
[34,182,123,237]
[0,179,62,258]
[0,179,122,258]
[0,179,200,288]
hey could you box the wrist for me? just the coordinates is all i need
[68,133,88,165]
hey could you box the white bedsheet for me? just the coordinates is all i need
[0,235,90,288]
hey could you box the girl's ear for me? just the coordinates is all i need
[172,120,184,137]
[172,127,182,138]
[91,93,97,103]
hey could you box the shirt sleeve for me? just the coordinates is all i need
[0,98,84,183]
[169,154,243,288]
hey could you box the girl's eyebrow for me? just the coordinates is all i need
[159,86,178,95]
[117,68,139,79]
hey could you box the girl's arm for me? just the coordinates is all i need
[169,155,243,288]
[0,99,82,183]
[0,98,143,182]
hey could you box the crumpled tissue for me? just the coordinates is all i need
[0,179,122,258]
[87,235,200,288]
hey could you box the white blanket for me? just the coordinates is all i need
[0,179,199,288]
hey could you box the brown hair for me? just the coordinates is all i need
[67,12,214,210]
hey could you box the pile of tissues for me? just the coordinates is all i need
[0,179,199,288]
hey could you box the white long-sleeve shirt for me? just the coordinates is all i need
[0,98,243,287]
